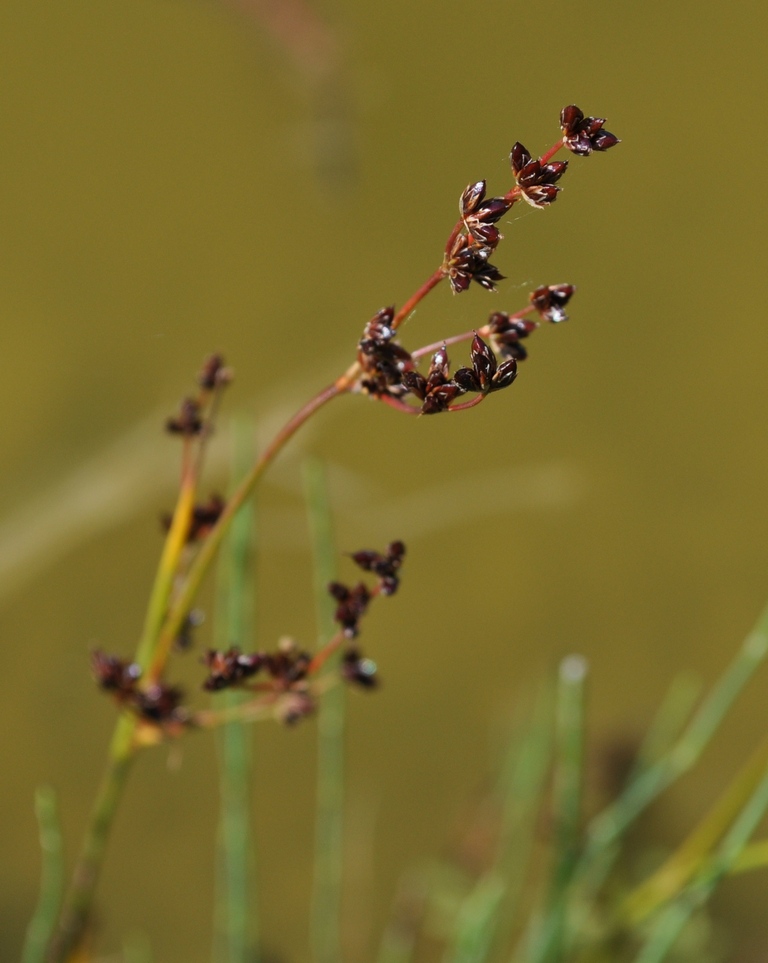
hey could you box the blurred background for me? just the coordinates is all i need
[2,0,768,959]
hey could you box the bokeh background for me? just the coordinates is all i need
[2,1,768,959]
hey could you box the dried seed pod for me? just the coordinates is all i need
[198,354,232,391]
[510,142,568,208]
[202,647,265,691]
[453,366,482,393]
[530,284,576,323]
[134,682,186,723]
[470,334,498,390]
[446,235,505,294]
[460,180,488,216]
[489,357,518,392]
[165,398,204,436]
[487,312,538,360]
[91,650,141,696]
[560,105,620,156]
[342,649,379,689]
[358,307,414,398]
[329,581,371,638]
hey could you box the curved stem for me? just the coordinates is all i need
[377,394,420,415]
[147,375,351,683]
[448,392,486,413]
[391,269,445,331]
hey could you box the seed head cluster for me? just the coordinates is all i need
[356,105,617,417]
[90,105,617,737]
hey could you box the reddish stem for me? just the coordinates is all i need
[391,269,445,331]
[444,218,464,258]
[308,631,346,674]
[377,394,421,415]
[539,138,566,165]
[410,304,538,362]
[411,330,479,362]
[448,392,487,413]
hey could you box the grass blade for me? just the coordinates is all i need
[577,604,768,889]
[634,762,768,963]
[442,687,554,963]
[624,735,768,924]
[22,786,64,963]
[524,655,588,963]
[213,419,258,963]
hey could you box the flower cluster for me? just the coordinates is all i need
[202,637,312,689]
[161,494,226,544]
[402,345,464,415]
[165,354,233,437]
[530,283,576,323]
[400,335,516,415]
[330,541,406,637]
[91,651,188,726]
[351,106,616,418]
[201,638,316,724]
[510,142,568,209]
[181,542,404,720]
[560,105,620,156]
[444,180,511,294]
[165,398,204,437]
[441,105,617,297]
[358,307,415,398]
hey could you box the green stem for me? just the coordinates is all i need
[23,787,64,963]
[526,656,588,963]
[135,465,197,673]
[46,714,137,963]
[213,419,258,963]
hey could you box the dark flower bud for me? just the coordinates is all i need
[379,575,400,596]
[530,284,576,323]
[350,542,406,594]
[198,354,233,391]
[202,647,264,691]
[446,234,505,294]
[510,142,568,208]
[489,357,518,391]
[470,334,497,390]
[460,180,487,216]
[166,398,204,436]
[560,105,620,156]
[175,609,204,652]
[134,682,186,723]
[357,306,415,399]
[454,366,482,392]
[328,581,371,638]
[402,369,428,400]
[91,650,141,695]
[342,649,379,689]
[421,382,464,415]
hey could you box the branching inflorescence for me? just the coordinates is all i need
[89,104,618,741]
[355,104,618,416]
[48,104,618,963]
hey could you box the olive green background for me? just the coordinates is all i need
[2,1,767,960]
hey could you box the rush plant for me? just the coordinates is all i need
[27,106,626,963]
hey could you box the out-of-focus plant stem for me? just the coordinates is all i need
[304,458,345,963]
[23,787,64,963]
[213,419,258,963]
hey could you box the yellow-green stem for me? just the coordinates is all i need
[148,377,348,682]
[135,472,197,673]
[46,713,137,963]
